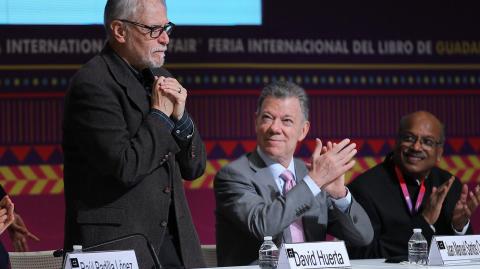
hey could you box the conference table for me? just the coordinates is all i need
[204,259,480,269]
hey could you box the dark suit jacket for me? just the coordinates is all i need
[347,153,472,259]
[63,44,206,268]
[214,150,373,266]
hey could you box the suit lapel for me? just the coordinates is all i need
[293,158,328,236]
[249,152,316,243]
[101,45,149,117]
[294,158,307,182]
[247,151,279,194]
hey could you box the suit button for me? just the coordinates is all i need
[163,186,171,193]
[161,221,168,227]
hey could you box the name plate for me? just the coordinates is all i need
[428,235,480,266]
[278,241,351,269]
[63,250,139,269]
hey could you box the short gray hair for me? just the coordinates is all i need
[256,81,309,121]
[104,0,166,39]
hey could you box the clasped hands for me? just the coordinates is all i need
[421,176,480,231]
[307,138,357,199]
[151,76,187,120]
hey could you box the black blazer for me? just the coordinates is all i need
[347,153,472,259]
[63,44,206,268]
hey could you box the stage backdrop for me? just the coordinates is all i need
[1,2,480,250]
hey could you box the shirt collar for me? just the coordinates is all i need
[256,147,296,180]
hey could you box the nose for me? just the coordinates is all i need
[268,119,282,134]
[157,31,169,45]
[412,138,423,151]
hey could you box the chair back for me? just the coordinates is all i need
[9,250,63,269]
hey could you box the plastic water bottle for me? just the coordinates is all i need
[259,236,279,269]
[408,228,428,265]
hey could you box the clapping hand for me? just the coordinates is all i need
[307,138,356,197]
[0,196,14,235]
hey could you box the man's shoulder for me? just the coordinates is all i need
[72,54,108,81]
[349,161,390,189]
[218,154,251,174]
[430,166,456,183]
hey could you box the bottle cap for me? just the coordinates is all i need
[413,228,422,233]
[264,236,273,241]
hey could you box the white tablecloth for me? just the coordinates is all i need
[203,259,480,269]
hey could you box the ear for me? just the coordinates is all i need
[298,120,310,142]
[436,146,444,162]
[111,20,127,43]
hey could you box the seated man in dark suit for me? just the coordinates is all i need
[348,110,480,259]
[214,81,373,266]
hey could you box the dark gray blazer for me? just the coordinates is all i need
[63,44,206,268]
[214,150,373,266]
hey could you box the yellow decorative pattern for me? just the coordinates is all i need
[0,155,479,195]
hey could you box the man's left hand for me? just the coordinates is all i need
[452,184,480,231]
[307,141,348,199]
[159,78,187,120]
[322,141,348,198]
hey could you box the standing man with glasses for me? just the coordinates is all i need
[63,0,206,268]
[347,110,480,260]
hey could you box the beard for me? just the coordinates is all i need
[124,33,167,69]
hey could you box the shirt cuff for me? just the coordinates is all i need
[330,188,352,213]
[172,111,194,140]
[303,175,321,196]
[151,109,174,132]
[452,220,470,235]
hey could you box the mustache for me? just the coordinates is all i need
[151,46,167,53]
[404,149,426,158]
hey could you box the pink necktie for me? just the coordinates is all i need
[280,170,305,243]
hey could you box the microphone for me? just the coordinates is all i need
[59,233,161,269]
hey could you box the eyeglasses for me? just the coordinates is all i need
[399,133,442,149]
[119,19,175,38]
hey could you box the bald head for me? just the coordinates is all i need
[398,111,445,145]
[394,110,445,178]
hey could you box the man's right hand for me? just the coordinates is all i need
[151,76,174,116]
[308,138,357,189]
[422,176,454,225]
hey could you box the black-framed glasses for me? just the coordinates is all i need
[119,19,175,38]
[399,133,442,149]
